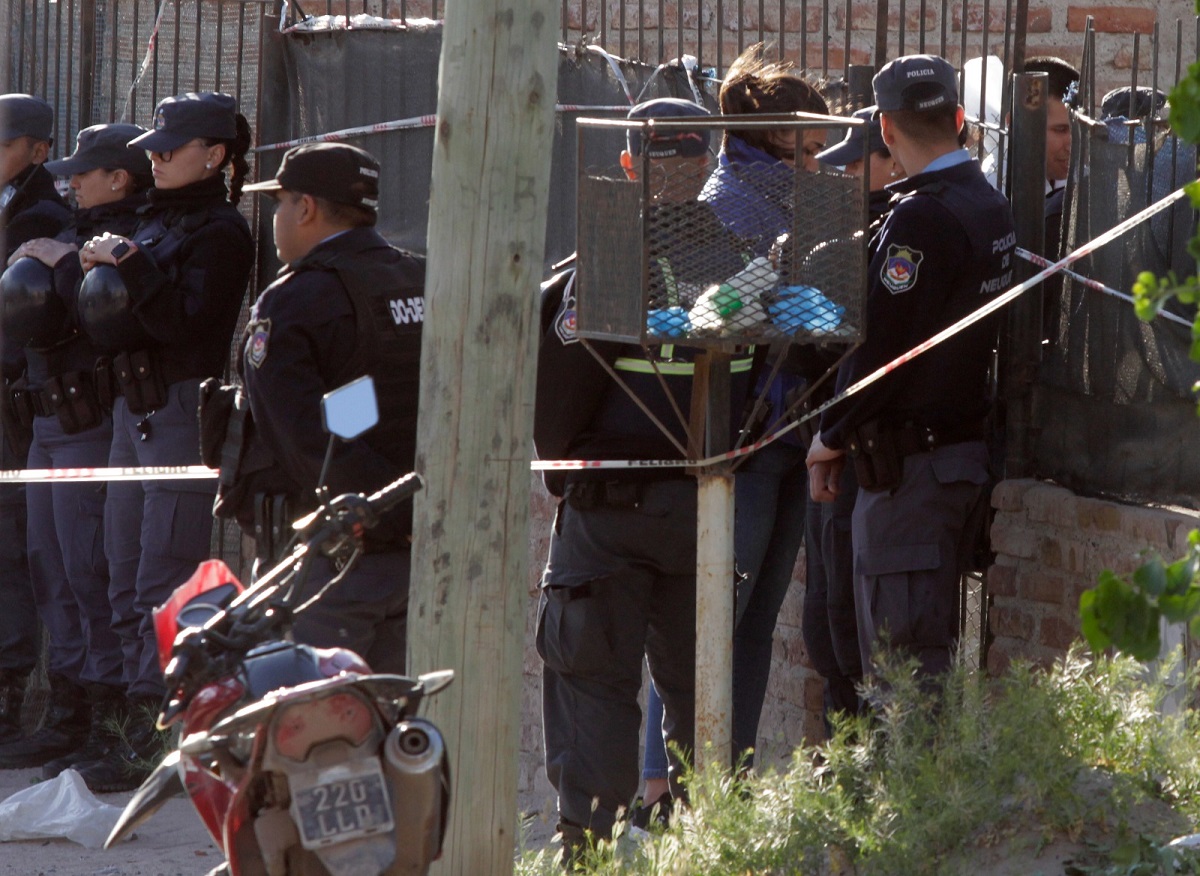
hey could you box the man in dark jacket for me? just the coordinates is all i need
[807,55,1015,681]
[0,94,71,744]
[227,143,424,672]
[534,97,755,865]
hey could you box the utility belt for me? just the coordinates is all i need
[847,418,986,492]
[8,366,111,436]
[563,477,689,511]
[109,349,169,416]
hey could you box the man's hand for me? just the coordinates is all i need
[806,432,846,503]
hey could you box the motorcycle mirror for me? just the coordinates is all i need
[321,375,379,441]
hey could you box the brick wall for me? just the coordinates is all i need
[517,476,1200,819]
[559,0,1196,97]
[987,478,1200,673]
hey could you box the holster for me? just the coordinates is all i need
[564,480,644,511]
[113,349,167,416]
[43,371,103,435]
[2,377,34,458]
[253,493,291,565]
[93,358,117,413]
[846,420,903,493]
[784,385,818,448]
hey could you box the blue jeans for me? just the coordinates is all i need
[643,440,807,777]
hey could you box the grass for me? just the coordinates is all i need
[516,646,1200,876]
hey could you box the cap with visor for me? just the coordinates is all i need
[872,55,959,114]
[243,142,380,213]
[45,124,152,176]
[0,94,54,143]
[128,92,238,154]
[626,98,712,159]
[816,106,886,167]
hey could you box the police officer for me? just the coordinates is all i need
[221,142,422,671]
[535,98,754,863]
[807,55,1015,680]
[0,94,71,747]
[0,124,152,771]
[76,92,254,791]
[793,107,904,728]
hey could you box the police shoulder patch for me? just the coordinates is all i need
[881,244,924,294]
[247,319,271,368]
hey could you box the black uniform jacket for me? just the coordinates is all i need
[819,158,1016,449]
[1,164,71,260]
[114,176,254,383]
[239,227,424,548]
[534,261,756,498]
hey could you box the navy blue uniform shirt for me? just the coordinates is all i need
[819,157,1016,448]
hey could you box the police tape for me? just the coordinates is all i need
[0,465,218,484]
[1015,246,1193,328]
[531,184,1192,473]
[255,105,633,153]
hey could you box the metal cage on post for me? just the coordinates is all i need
[574,112,871,351]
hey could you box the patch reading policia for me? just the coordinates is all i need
[247,319,271,368]
[882,244,923,293]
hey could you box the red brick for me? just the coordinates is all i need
[723,4,823,34]
[986,646,1012,676]
[1021,571,1068,605]
[992,605,1035,640]
[1067,6,1155,34]
[952,4,1051,34]
[1038,615,1081,652]
[838,2,937,33]
[1111,45,1155,71]
[987,562,1018,597]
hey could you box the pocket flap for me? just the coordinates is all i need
[858,542,940,577]
[930,452,990,487]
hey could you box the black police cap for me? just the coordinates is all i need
[0,94,54,142]
[128,92,238,154]
[45,123,152,177]
[243,143,380,213]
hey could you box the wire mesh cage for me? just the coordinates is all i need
[574,113,869,349]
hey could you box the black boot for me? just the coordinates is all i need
[76,695,167,793]
[0,674,89,768]
[42,683,125,780]
[0,670,29,746]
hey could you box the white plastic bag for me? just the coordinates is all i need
[0,768,124,848]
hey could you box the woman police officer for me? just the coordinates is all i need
[75,92,254,792]
[0,123,154,773]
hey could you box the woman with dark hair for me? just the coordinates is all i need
[0,123,153,773]
[72,91,254,792]
[699,45,830,254]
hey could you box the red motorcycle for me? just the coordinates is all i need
[106,381,450,876]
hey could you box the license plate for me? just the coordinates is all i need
[291,762,395,849]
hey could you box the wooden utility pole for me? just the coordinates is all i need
[408,0,559,873]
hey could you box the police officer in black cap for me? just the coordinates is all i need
[75,91,254,792]
[0,93,71,748]
[215,142,423,671]
[0,123,152,771]
[807,55,1015,681]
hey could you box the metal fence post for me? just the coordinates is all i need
[1003,71,1046,479]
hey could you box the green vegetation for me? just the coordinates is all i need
[517,649,1200,875]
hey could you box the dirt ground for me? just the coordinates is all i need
[0,767,219,876]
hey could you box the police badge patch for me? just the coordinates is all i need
[553,274,580,345]
[882,244,924,294]
[247,319,271,368]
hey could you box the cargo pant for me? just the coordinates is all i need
[538,479,696,838]
[852,441,990,679]
[27,414,122,686]
[105,380,217,699]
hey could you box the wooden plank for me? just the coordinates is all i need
[408,1,559,873]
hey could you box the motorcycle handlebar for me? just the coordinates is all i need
[366,472,425,518]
